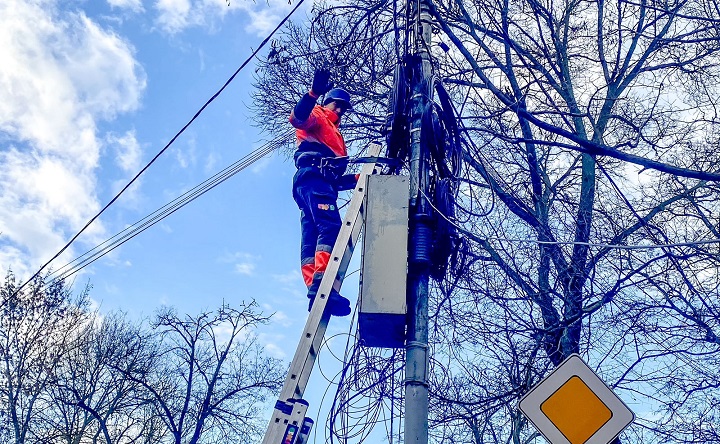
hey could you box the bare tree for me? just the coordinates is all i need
[1,270,285,444]
[0,271,90,444]
[115,302,284,444]
[46,311,163,444]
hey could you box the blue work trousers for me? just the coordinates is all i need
[293,172,342,278]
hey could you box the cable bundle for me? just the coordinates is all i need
[384,62,410,168]
[47,132,294,284]
[416,78,463,282]
[321,327,405,444]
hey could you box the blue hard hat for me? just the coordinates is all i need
[323,88,352,109]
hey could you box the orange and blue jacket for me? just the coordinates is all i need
[289,96,356,190]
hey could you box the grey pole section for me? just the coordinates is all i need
[405,0,433,443]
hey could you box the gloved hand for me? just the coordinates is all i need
[311,68,333,96]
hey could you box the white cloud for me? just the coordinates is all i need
[242,7,285,36]
[107,131,145,208]
[108,130,143,172]
[198,48,206,72]
[270,310,292,327]
[0,0,146,276]
[0,244,27,277]
[153,0,301,36]
[218,251,260,276]
[110,178,144,210]
[243,8,281,36]
[258,331,288,359]
[204,151,219,174]
[272,269,299,285]
[251,156,272,174]
[212,319,235,344]
[263,342,286,359]
[174,137,197,169]
[108,0,144,13]
[235,262,256,275]
[155,0,192,34]
[236,0,303,36]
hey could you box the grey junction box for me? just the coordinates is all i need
[359,174,408,348]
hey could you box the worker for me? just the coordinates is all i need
[289,68,356,317]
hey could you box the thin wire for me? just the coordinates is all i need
[487,237,720,250]
[50,134,288,277]
[420,188,720,250]
[596,162,720,379]
[47,132,293,283]
[325,313,405,443]
[16,0,306,295]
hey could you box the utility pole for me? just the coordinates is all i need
[405,0,433,442]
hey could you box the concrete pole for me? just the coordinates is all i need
[405,1,433,443]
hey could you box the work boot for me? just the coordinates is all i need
[307,291,351,317]
[307,275,351,317]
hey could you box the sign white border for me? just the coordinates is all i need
[518,354,634,444]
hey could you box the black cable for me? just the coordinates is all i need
[411,75,465,282]
[15,0,306,294]
[439,88,500,223]
[330,346,404,443]
[403,0,412,59]
[385,61,410,165]
[393,0,400,62]
[434,80,462,177]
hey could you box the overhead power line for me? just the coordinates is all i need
[48,131,293,283]
[17,0,306,293]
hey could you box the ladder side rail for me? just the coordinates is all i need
[278,142,382,401]
[333,200,364,285]
[293,198,368,397]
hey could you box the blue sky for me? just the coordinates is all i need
[0,0,365,369]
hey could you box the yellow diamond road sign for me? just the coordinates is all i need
[519,354,634,444]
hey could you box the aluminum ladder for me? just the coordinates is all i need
[261,142,382,444]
